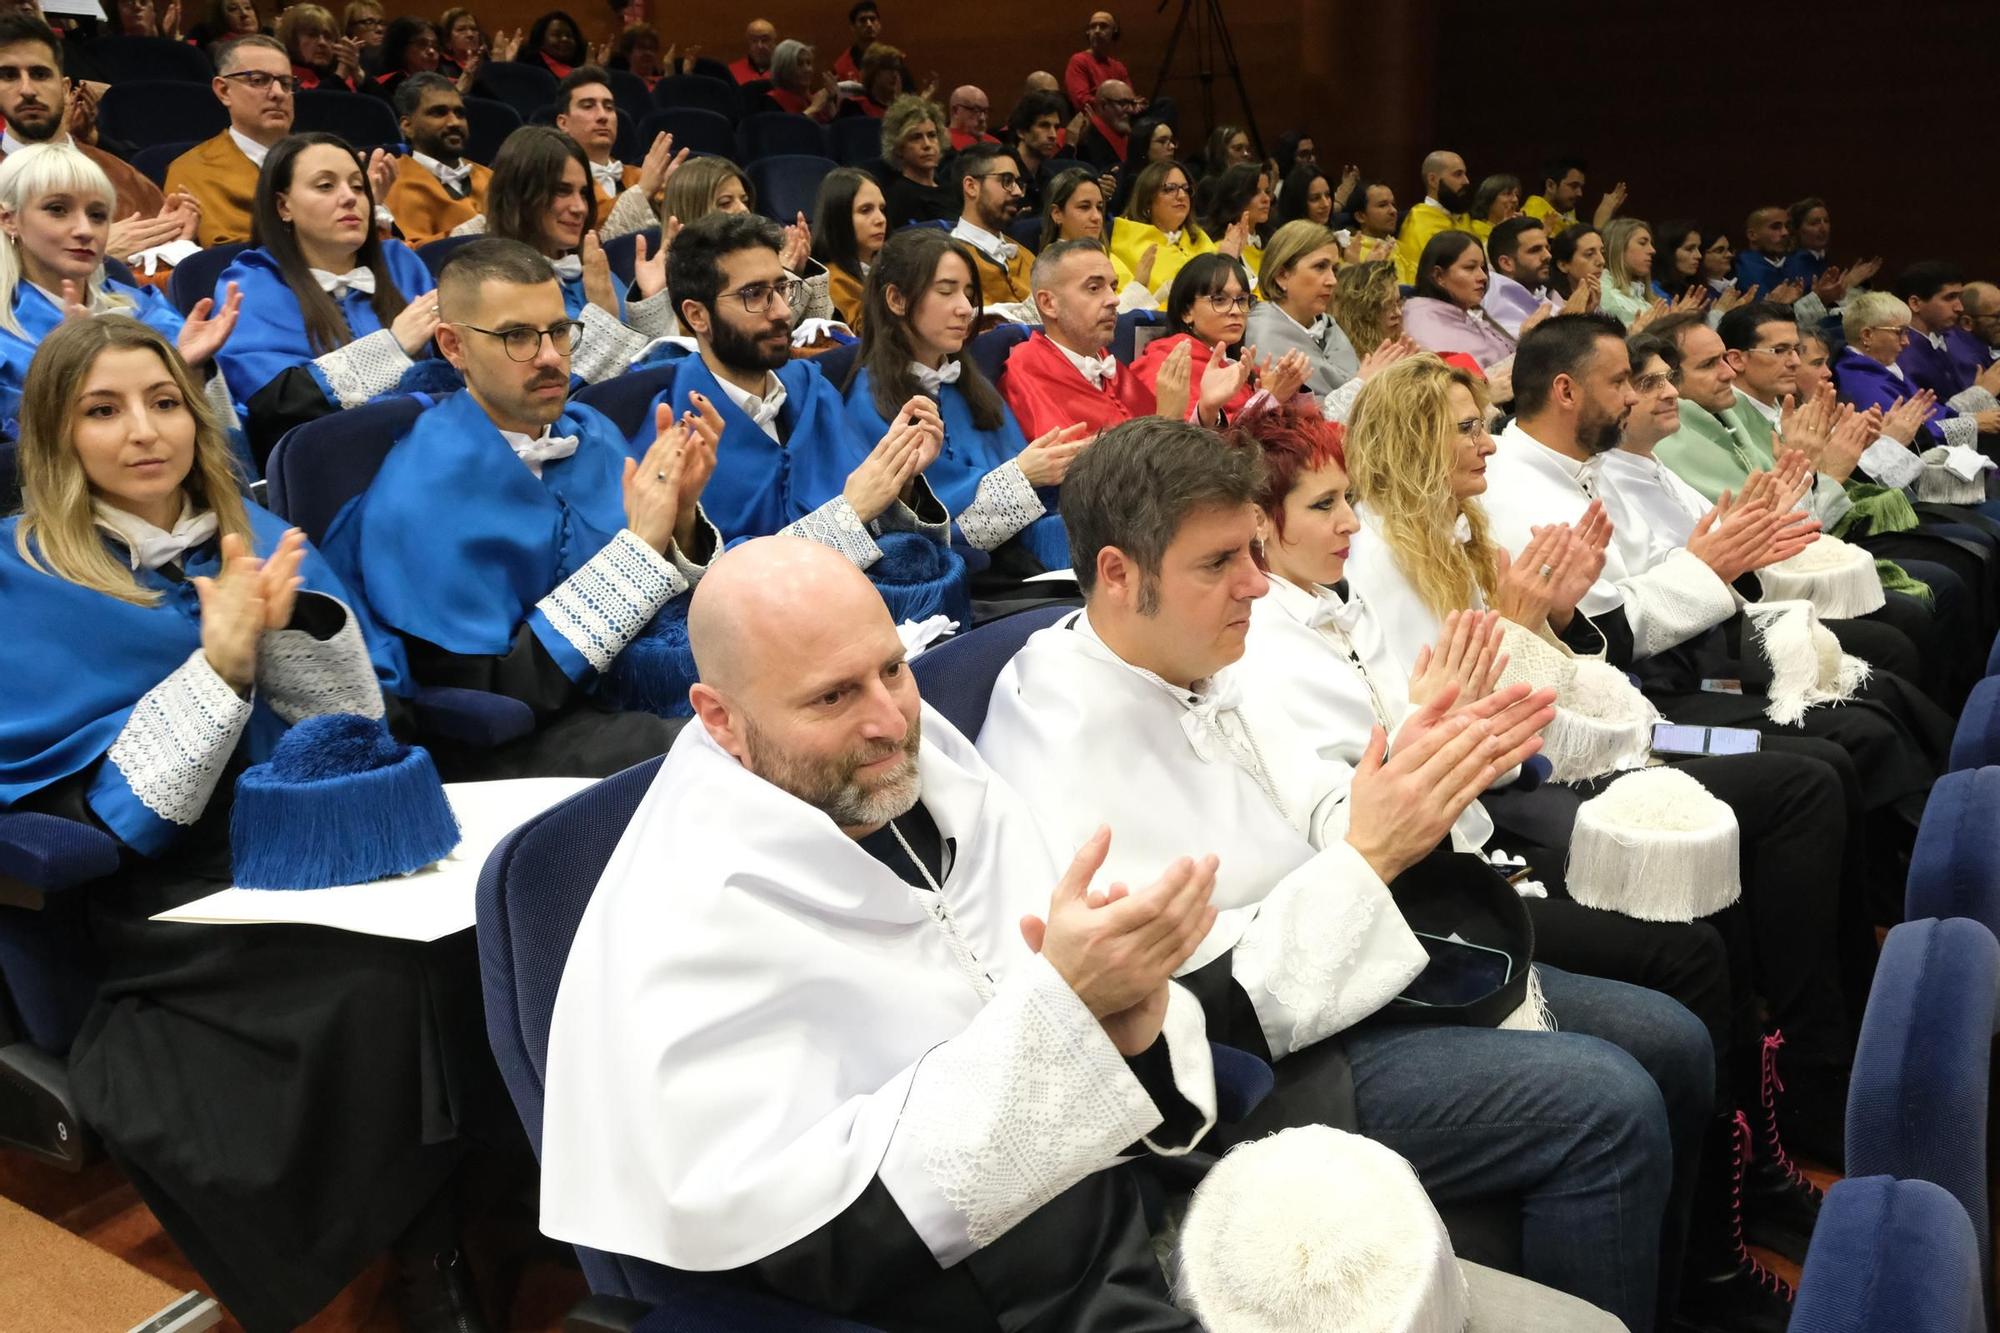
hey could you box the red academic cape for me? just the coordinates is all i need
[1129,332,1256,419]
[999,330,1156,438]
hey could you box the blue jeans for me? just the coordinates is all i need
[1342,965,1713,1333]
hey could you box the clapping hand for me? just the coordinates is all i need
[177,281,242,366]
[622,404,699,553]
[1255,347,1311,401]
[1407,609,1508,711]
[1216,217,1251,259]
[1014,423,1093,486]
[1492,523,1569,630]
[781,212,813,273]
[1689,494,1818,580]
[1133,242,1159,292]
[844,397,943,521]
[1196,340,1252,423]
[630,232,667,299]
[195,532,269,691]
[1845,256,1883,290]
[1767,278,1806,305]
[364,148,396,206]
[1356,335,1420,381]
[1540,500,1610,623]
[635,132,688,201]
[1154,338,1192,420]
[581,232,618,317]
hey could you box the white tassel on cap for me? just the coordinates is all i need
[1499,965,1557,1033]
[1494,620,1656,782]
[1744,600,1870,726]
[1566,768,1742,923]
[1756,535,1885,619]
[1178,1125,1470,1333]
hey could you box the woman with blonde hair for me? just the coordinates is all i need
[659,155,832,329]
[1246,218,1389,406]
[1598,217,1656,327]
[880,93,954,227]
[1331,258,1404,362]
[0,315,505,1331]
[0,144,238,436]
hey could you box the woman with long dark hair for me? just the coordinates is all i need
[842,227,1082,576]
[1106,114,1173,215]
[1197,161,1271,274]
[810,166,887,328]
[213,132,437,466]
[366,15,444,101]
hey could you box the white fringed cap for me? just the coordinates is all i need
[1566,767,1742,923]
[1494,619,1656,783]
[1756,535,1885,619]
[1917,444,1996,505]
[1178,1126,1469,1333]
[1743,599,1871,726]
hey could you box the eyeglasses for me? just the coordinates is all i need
[1157,182,1191,197]
[1453,416,1485,439]
[1200,293,1251,313]
[221,70,299,94]
[1744,342,1801,360]
[717,277,805,314]
[1863,325,1910,341]
[951,104,989,116]
[1634,371,1673,393]
[456,320,585,361]
[974,172,1023,192]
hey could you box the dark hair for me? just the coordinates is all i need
[855,228,1006,430]
[521,10,583,63]
[1893,260,1967,303]
[1345,176,1394,226]
[1468,173,1520,224]
[847,0,878,21]
[1547,225,1600,297]
[1199,162,1267,242]
[1039,166,1108,253]
[954,142,1019,202]
[250,132,411,356]
[1512,313,1625,417]
[1274,163,1331,229]
[608,21,660,72]
[554,63,614,116]
[1411,230,1483,304]
[393,70,458,121]
[437,236,557,304]
[1164,252,1251,338]
[1486,215,1545,270]
[1650,217,1704,295]
[1006,88,1068,139]
[1716,300,1799,352]
[668,210,784,315]
[811,167,879,275]
[1109,115,1170,214]
[1786,195,1827,235]
[0,13,62,67]
[1122,158,1198,230]
[380,16,436,75]
[1061,416,1266,601]
[485,125,596,254]
[1273,130,1311,180]
[1625,330,1675,377]
[1234,399,1345,546]
[1540,155,1587,190]
[1202,124,1245,178]
[1646,311,1708,356]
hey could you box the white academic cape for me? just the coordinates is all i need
[539,703,1216,1272]
[976,610,1428,1063]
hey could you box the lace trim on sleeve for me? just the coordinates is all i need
[534,529,684,673]
[107,649,254,827]
[1940,414,1981,452]
[877,476,951,542]
[1791,292,1829,328]
[956,460,1046,551]
[669,507,720,586]
[313,328,414,408]
[202,372,241,431]
[898,953,1160,1252]
[1627,547,1737,659]
[1947,386,1999,415]
[782,495,885,569]
[624,286,680,341]
[792,266,834,328]
[1859,436,1925,489]
[447,213,486,238]
[256,600,385,724]
[573,302,651,384]
[600,186,655,242]
[1320,375,1366,426]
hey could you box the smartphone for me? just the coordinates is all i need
[1397,933,1513,1008]
[1650,722,1762,757]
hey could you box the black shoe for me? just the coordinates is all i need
[395,1248,491,1333]
[1740,1151,1821,1262]
[1757,1029,1845,1175]
[1674,1256,1795,1333]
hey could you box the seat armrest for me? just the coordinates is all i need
[411,686,537,748]
[0,812,120,893]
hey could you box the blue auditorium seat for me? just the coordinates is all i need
[604,69,652,123]
[292,90,402,148]
[1907,766,2000,935]
[415,234,482,279]
[908,604,1071,739]
[650,74,740,120]
[97,81,225,150]
[573,363,679,438]
[1845,917,2000,1306]
[473,61,558,120]
[603,228,662,288]
[637,106,734,159]
[812,339,860,390]
[73,35,212,84]
[1949,675,2000,771]
[736,111,828,161]
[461,95,523,166]
[130,141,194,189]
[968,323,1032,385]
[827,116,882,167]
[1112,308,1163,363]
[1987,628,2000,678]
[1007,214,1044,252]
[1789,1176,1982,1333]
[168,242,249,317]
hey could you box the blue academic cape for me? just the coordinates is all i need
[1896,327,1977,401]
[0,504,400,854]
[212,240,436,414]
[844,366,1069,571]
[318,389,634,690]
[1832,345,1960,446]
[1734,249,1812,295]
[0,279,185,434]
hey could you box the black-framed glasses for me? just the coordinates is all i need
[974,172,1023,192]
[1157,182,1191,197]
[1200,293,1251,313]
[220,70,299,94]
[716,277,805,314]
[456,320,584,361]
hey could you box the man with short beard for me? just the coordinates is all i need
[1484,215,1557,338]
[319,238,720,778]
[1393,148,1471,285]
[381,72,490,246]
[951,142,1032,306]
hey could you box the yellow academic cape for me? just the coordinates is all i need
[594,163,643,204]
[965,242,1034,307]
[1394,200,1467,286]
[1109,217,1216,308]
[383,156,492,247]
[1521,195,1578,238]
[164,132,260,247]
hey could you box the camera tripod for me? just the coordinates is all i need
[1151,0,1262,153]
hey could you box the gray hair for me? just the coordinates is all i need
[770,38,812,86]
[216,33,288,73]
[1030,237,1111,295]
[1842,289,1907,345]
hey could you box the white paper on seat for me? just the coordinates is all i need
[150,778,594,940]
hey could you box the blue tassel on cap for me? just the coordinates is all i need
[602,597,698,718]
[870,530,971,626]
[230,714,461,890]
[385,359,467,399]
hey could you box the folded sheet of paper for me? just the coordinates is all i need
[151,777,595,940]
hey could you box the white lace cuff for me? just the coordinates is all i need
[791,266,834,328]
[880,952,1163,1265]
[535,529,684,673]
[600,186,655,242]
[783,495,886,569]
[956,460,1045,551]
[448,213,486,238]
[202,372,241,431]
[670,507,720,586]
[625,286,680,341]
[1139,982,1217,1155]
[574,302,651,384]
[1320,375,1366,425]
[1948,386,1999,416]
[256,596,385,724]
[107,649,254,827]
[314,328,414,408]
[1625,547,1738,659]
[1230,838,1428,1058]
[1940,414,1982,452]
[1860,435,1925,489]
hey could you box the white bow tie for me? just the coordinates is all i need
[431,159,473,195]
[910,359,963,395]
[1308,588,1367,633]
[1162,229,1183,245]
[550,254,583,280]
[311,266,375,299]
[589,160,625,194]
[95,503,219,571]
[1305,315,1333,352]
[1924,330,1949,352]
[1074,351,1118,390]
[988,238,1019,264]
[502,428,579,475]
[1177,673,1244,763]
